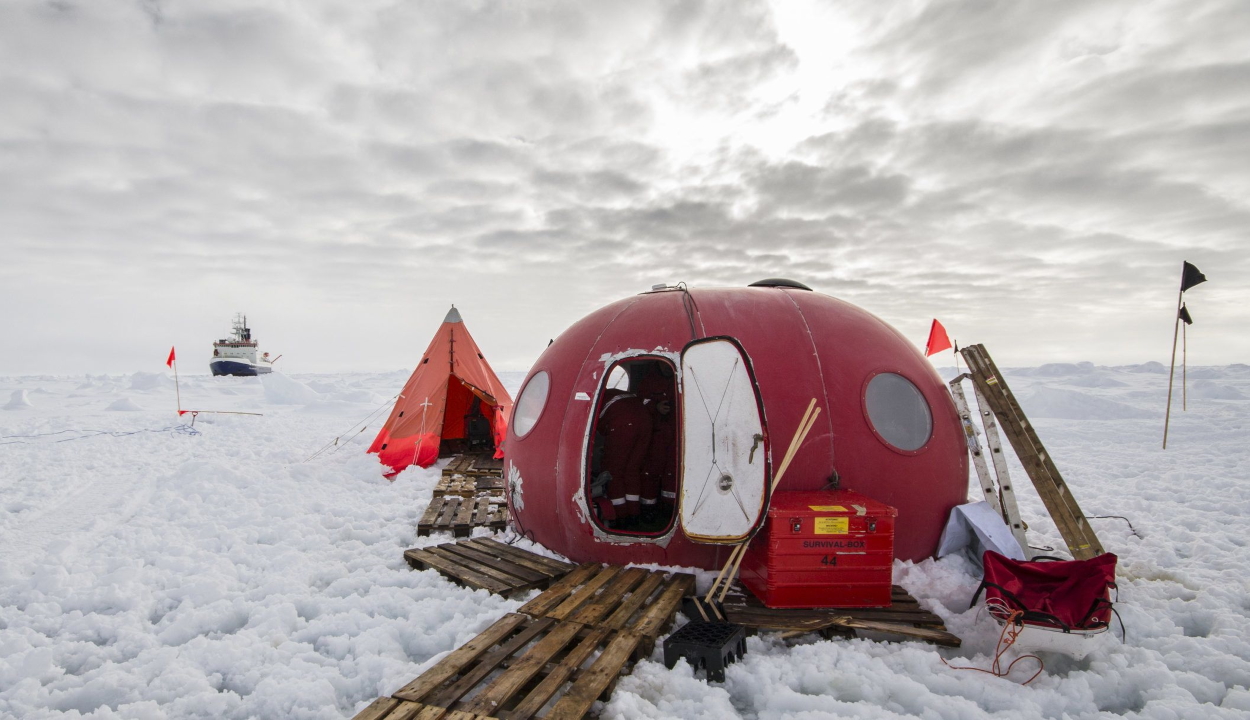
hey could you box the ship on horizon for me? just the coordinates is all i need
[210,313,277,376]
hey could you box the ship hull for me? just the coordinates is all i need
[210,359,273,377]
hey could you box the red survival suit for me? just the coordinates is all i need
[597,392,653,519]
[638,380,677,510]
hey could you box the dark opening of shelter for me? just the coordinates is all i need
[587,357,679,535]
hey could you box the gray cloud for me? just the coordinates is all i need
[0,0,1246,375]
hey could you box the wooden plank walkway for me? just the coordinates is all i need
[721,583,961,647]
[418,496,507,537]
[405,538,578,597]
[357,559,696,720]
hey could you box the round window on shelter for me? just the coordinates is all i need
[512,371,550,438]
[864,373,932,452]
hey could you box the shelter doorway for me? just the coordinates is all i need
[587,357,679,535]
[439,379,499,457]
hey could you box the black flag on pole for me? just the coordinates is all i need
[1179,304,1193,325]
[1180,261,1207,292]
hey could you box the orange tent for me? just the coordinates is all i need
[368,306,513,477]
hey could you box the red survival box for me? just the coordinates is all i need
[740,489,898,608]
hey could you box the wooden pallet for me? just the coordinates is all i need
[434,474,507,498]
[469,456,504,475]
[357,564,696,720]
[721,584,961,647]
[441,454,505,479]
[418,496,507,537]
[405,538,578,597]
[517,563,695,655]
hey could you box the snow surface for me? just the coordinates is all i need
[1,365,1248,719]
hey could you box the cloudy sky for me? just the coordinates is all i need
[2,0,1246,375]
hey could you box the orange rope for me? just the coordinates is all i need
[943,603,1044,685]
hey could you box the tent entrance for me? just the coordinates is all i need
[438,378,500,458]
[586,357,679,536]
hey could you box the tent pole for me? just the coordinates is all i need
[1163,288,1183,449]
[1183,321,1188,412]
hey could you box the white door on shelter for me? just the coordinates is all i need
[678,337,769,543]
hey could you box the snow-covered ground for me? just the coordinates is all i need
[1,363,1248,719]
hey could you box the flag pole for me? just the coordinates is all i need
[1162,286,1183,449]
[953,340,960,374]
[1182,320,1188,412]
[174,359,181,416]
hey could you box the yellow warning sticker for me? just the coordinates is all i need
[809,505,847,512]
[814,517,849,535]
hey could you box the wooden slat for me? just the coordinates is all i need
[516,564,603,617]
[822,617,962,647]
[543,631,642,720]
[352,697,401,720]
[394,613,530,703]
[437,543,549,584]
[502,628,610,720]
[596,573,665,632]
[628,573,696,638]
[546,566,624,620]
[567,567,648,626]
[726,606,945,628]
[392,701,442,720]
[472,499,492,528]
[410,704,449,720]
[459,621,584,716]
[476,476,505,493]
[404,548,512,595]
[469,538,576,576]
[418,499,446,531]
[423,546,544,596]
[452,498,477,537]
[426,617,555,708]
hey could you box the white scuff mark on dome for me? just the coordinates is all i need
[507,462,524,510]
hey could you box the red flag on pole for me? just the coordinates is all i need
[166,346,176,367]
[924,319,952,357]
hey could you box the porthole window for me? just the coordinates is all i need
[864,372,932,452]
[512,371,550,438]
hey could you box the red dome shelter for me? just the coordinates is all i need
[504,281,968,570]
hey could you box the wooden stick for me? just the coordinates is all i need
[717,544,749,605]
[772,407,821,493]
[1163,286,1183,449]
[704,543,745,606]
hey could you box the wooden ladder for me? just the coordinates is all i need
[958,344,1105,560]
[948,374,1031,558]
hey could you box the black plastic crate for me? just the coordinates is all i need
[662,620,747,682]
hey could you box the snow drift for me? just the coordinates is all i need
[4,389,32,410]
